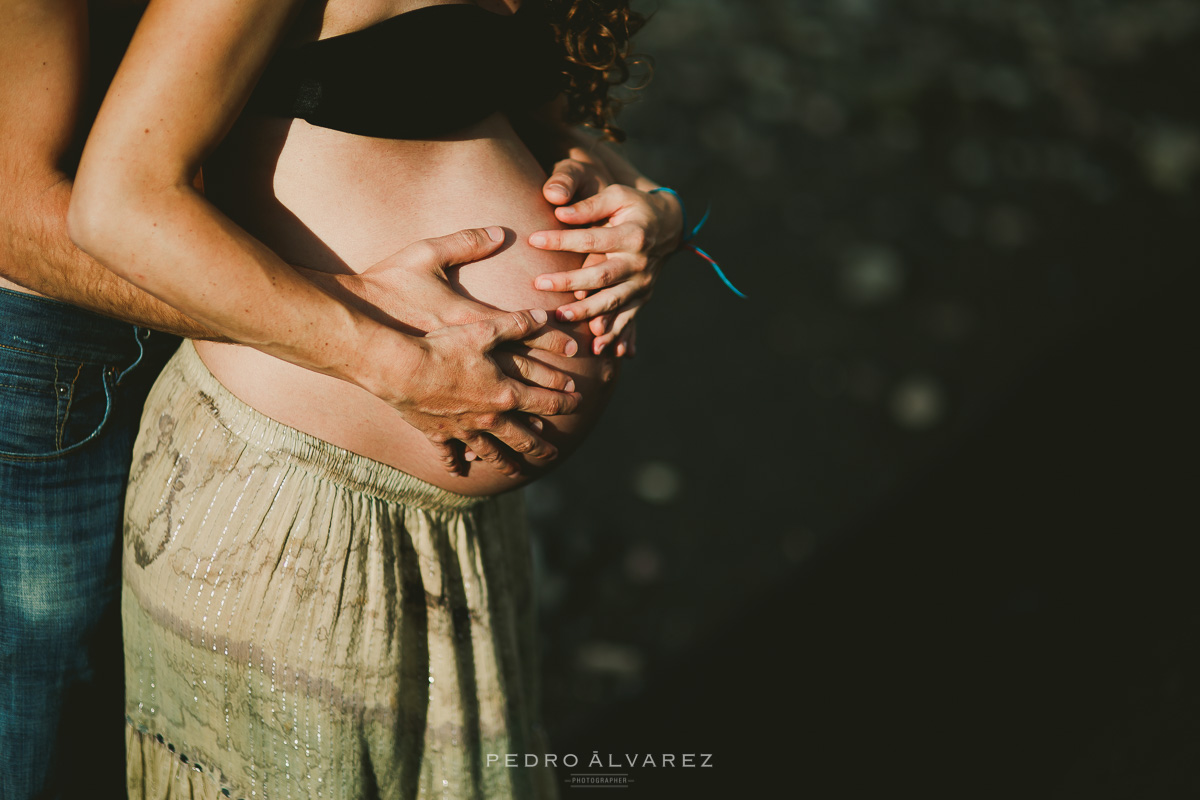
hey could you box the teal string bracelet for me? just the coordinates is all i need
[649,187,746,299]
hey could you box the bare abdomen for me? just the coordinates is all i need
[193,113,617,495]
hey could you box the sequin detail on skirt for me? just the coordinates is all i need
[123,340,557,800]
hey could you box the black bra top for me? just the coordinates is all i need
[249,3,565,139]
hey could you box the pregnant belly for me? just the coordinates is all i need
[194,113,618,496]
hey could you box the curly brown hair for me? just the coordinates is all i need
[541,0,648,141]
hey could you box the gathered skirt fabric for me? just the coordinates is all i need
[122,340,556,800]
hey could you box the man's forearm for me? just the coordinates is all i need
[1,174,224,340]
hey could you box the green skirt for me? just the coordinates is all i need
[122,341,557,800]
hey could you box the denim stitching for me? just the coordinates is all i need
[53,359,62,451]
[0,363,115,463]
[57,362,84,452]
[0,340,115,367]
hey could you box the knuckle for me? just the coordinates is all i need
[476,412,501,430]
[467,227,489,248]
[507,311,532,335]
[551,332,574,355]
[465,434,492,452]
[409,239,438,265]
[495,386,520,410]
[627,227,647,251]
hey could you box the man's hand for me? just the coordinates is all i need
[324,226,579,356]
[529,183,683,357]
[382,308,583,478]
[305,226,582,477]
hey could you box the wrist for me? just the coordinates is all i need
[647,187,686,252]
[633,175,663,194]
[349,316,428,410]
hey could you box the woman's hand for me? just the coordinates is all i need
[541,145,615,206]
[529,184,683,356]
[66,0,585,482]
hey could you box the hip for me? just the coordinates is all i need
[0,284,178,465]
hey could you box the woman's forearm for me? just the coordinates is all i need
[523,97,663,189]
[63,0,421,394]
[581,137,660,192]
[67,173,406,393]
[66,0,583,477]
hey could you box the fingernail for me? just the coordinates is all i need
[530,308,548,324]
[616,343,627,358]
[560,309,575,321]
[565,340,578,356]
[535,278,553,290]
[548,185,568,200]
[486,226,504,242]
[530,233,547,247]
[565,379,576,392]
[530,417,544,431]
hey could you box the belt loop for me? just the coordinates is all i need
[115,326,150,385]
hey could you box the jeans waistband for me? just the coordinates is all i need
[0,285,154,365]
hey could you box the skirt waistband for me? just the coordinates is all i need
[171,339,486,512]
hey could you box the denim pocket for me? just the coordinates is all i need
[0,344,113,462]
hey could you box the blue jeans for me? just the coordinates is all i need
[0,287,179,800]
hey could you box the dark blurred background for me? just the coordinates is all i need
[531,1,1199,796]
